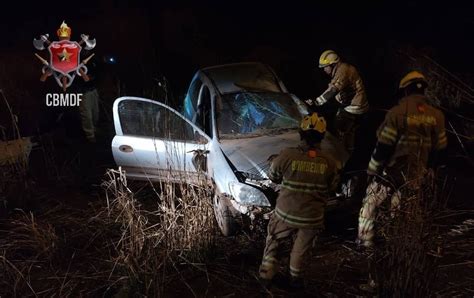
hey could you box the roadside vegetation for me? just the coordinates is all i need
[1,48,473,296]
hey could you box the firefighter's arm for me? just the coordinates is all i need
[308,65,351,106]
[330,65,350,91]
[367,112,398,176]
[268,153,285,184]
[367,143,395,176]
[307,86,339,106]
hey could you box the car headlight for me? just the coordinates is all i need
[228,182,271,207]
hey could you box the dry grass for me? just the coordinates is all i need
[370,171,449,296]
[99,167,217,296]
[0,211,58,261]
[0,162,472,296]
[0,166,217,297]
[0,90,32,215]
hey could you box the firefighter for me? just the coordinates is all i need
[259,112,340,290]
[357,71,448,248]
[306,50,369,198]
[306,50,369,155]
[77,60,100,144]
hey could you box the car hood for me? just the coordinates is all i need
[219,130,348,180]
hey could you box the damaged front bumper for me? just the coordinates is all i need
[227,176,278,228]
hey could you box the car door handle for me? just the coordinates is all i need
[119,145,134,153]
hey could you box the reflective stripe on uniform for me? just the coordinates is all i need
[275,207,324,227]
[368,157,382,173]
[379,126,398,144]
[399,135,431,141]
[398,141,432,147]
[281,180,328,194]
[316,95,327,105]
[398,135,433,148]
[437,131,447,149]
[290,265,302,277]
[344,102,369,114]
[283,180,328,189]
[259,255,279,280]
[261,255,278,265]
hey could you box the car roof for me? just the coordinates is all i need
[200,62,284,95]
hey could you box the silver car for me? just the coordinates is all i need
[111,62,348,235]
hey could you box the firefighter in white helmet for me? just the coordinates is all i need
[259,112,340,291]
[357,70,448,248]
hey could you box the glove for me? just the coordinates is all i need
[315,96,326,105]
[306,97,326,106]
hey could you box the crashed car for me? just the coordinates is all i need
[111,62,348,236]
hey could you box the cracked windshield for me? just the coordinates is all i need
[218,92,301,138]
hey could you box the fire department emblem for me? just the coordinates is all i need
[33,21,96,91]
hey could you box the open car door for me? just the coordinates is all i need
[111,97,211,184]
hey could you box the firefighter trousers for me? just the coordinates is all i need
[358,180,401,246]
[79,89,100,143]
[334,108,366,156]
[259,215,320,280]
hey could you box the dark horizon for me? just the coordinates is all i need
[1,0,473,136]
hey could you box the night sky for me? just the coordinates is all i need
[2,1,474,88]
[0,0,473,135]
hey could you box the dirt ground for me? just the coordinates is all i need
[161,202,474,297]
[1,130,474,297]
[3,183,472,297]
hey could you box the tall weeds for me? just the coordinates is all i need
[0,90,32,214]
[101,167,216,296]
[373,171,448,296]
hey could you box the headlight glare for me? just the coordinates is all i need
[228,182,271,207]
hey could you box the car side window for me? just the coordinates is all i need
[183,78,202,121]
[118,100,202,142]
[196,85,213,137]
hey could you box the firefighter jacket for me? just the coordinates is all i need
[368,94,447,186]
[268,143,340,228]
[316,62,369,115]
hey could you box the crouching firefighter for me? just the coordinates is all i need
[357,71,448,248]
[259,112,340,290]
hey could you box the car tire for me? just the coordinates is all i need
[213,193,239,236]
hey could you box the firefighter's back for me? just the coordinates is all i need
[386,94,446,180]
[273,145,339,228]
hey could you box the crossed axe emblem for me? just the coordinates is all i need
[33,23,97,91]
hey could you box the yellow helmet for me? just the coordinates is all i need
[319,50,340,68]
[300,112,327,134]
[399,71,427,89]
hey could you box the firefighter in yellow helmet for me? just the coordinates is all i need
[357,71,448,248]
[306,50,369,155]
[259,112,340,291]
